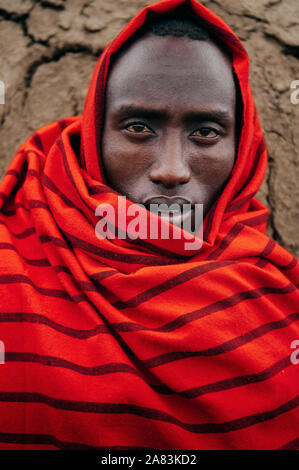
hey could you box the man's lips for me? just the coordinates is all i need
[142,195,194,209]
[159,208,194,227]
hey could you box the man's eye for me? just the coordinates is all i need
[125,123,151,133]
[192,127,219,138]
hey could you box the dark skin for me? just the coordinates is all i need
[102,33,236,231]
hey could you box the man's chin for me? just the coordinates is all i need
[159,207,192,226]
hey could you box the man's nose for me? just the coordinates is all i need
[149,135,191,187]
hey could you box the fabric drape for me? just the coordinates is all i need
[0,0,298,450]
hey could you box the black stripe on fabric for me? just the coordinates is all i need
[4,160,185,393]
[0,308,167,393]
[2,165,192,263]
[4,351,294,401]
[241,213,268,227]
[53,265,72,275]
[0,242,50,267]
[0,432,154,450]
[1,310,298,397]
[0,391,298,435]
[178,355,294,399]
[145,310,299,368]
[253,106,257,125]
[7,227,36,239]
[0,432,158,451]
[42,173,78,210]
[5,164,270,266]
[39,234,70,250]
[4,353,167,393]
[1,203,28,216]
[42,172,89,240]
[94,52,109,177]
[88,185,117,196]
[58,119,68,132]
[203,201,217,241]
[254,240,276,268]
[1,200,51,216]
[233,138,267,204]
[255,259,268,269]
[53,265,117,283]
[32,133,44,153]
[48,140,181,263]
[5,170,19,178]
[130,232,191,261]
[280,257,297,271]
[200,18,246,53]
[0,223,117,281]
[205,223,244,261]
[56,140,187,262]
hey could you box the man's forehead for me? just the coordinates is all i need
[108,34,232,76]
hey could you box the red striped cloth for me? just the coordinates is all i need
[0,0,298,450]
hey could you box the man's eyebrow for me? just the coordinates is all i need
[112,104,233,123]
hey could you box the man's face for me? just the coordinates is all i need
[102,34,236,230]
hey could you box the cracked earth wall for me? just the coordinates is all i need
[0,0,298,256]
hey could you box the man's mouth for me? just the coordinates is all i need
[142,195,195,228]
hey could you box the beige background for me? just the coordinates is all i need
[0,0,298,256]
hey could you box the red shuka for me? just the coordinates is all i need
[0,0,298,450]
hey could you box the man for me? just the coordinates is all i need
[0,0,298,450]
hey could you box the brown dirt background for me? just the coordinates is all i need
[0,0,298,256]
